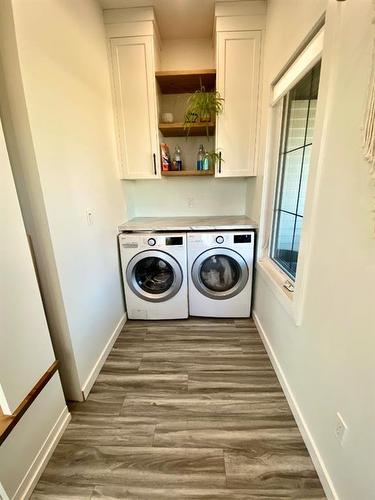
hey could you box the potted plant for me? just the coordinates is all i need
[184,88,224,138]
[204,150,223,170]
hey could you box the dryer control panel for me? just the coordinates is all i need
[188,231,254,247]
[234,234,252,243]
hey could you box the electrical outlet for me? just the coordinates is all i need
[334,412,348,446]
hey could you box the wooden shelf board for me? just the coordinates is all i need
[159,121,215,137]
[155,69,216,94]
[161,169,214,177]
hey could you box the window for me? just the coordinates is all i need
[270,62,321,280]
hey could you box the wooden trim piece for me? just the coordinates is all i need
[161,169,214,177]
[0,361,59,446]
[159,122,215,137]
[155,69,216,94]
[155,69,216,77]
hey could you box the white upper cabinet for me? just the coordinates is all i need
[215,30,261,177]
[109,35,160,179]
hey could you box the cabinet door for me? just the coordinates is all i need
[216,31,261,177]
[110,36,160,179]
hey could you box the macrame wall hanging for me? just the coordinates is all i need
[363,0,375,233]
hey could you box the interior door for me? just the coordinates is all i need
[110,36,160,179]
[216,30,261,177]
[191,248,249,300]
[126,251,182,302]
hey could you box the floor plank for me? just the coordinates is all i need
[225,448,324,494]
[153,418,304,450]
[31,318,325,499]
[91,484,324,499]
[120,392,293,421]
[30,482,94,499]
[38,444,226,488]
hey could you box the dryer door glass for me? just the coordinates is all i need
[134,257,174,294]
[192,248,249,300]
[126,251,183,303]
[200,255,240,292]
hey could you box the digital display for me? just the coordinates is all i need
[166,237,183,246]
[234,234,252,243]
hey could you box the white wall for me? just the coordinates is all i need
[246,0,327,220]
[0,374,69,499]
[0,114,68,499]
[160,38,215,71]
[0,119,56,414]
[250,1,375,498]
[0,0,126,396]
[0,0,83,401]
[124,177,247,218]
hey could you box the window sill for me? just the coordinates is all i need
[256,258,301,324]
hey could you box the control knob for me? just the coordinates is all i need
[148,238,156,246]
[216,235,224,244]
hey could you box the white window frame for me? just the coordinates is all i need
[257,26,326,325]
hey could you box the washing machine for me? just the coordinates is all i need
[119,232,188,320]
[188,231,255,318]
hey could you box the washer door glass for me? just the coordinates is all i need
[192,248,248,300]
[126,250,183,303]
[135,257,174,294]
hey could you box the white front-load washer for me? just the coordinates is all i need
[119,232,188,320]
[188,231,255,318]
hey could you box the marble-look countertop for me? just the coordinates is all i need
[118,216,258,232]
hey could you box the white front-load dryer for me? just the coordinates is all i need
[188,231,255,318]
[119,232,188,320]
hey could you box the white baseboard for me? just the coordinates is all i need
[252,311,338,500]
[1,481,10,500]
[14,406,71,500]
[81,313,127,399]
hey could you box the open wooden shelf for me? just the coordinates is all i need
[161,169,214,177]
[155,69,216,94]
[159,121,215,137]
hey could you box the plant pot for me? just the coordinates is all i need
[185,112,198,123]
[199,113,211,123]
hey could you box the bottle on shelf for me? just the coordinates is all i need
[202,153,209,171]
[173,145,183,171]
[197,144,205,171]
[160,143,171,171]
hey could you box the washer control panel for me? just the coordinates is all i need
[121,233,186,250]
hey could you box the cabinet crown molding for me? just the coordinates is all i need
[215,1,266,18]
[103,7,156,25]
[104,7,160,45]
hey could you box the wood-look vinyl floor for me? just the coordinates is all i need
[31,318,326,499]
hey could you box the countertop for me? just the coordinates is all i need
[118,216,257,232]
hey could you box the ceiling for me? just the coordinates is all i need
[98,0,243,39]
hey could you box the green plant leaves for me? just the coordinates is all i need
[183,89,224,138]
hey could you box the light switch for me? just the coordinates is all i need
[86,208,94,226]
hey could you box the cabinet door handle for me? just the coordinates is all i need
[218,152,222,174]
[153,153,157,176]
